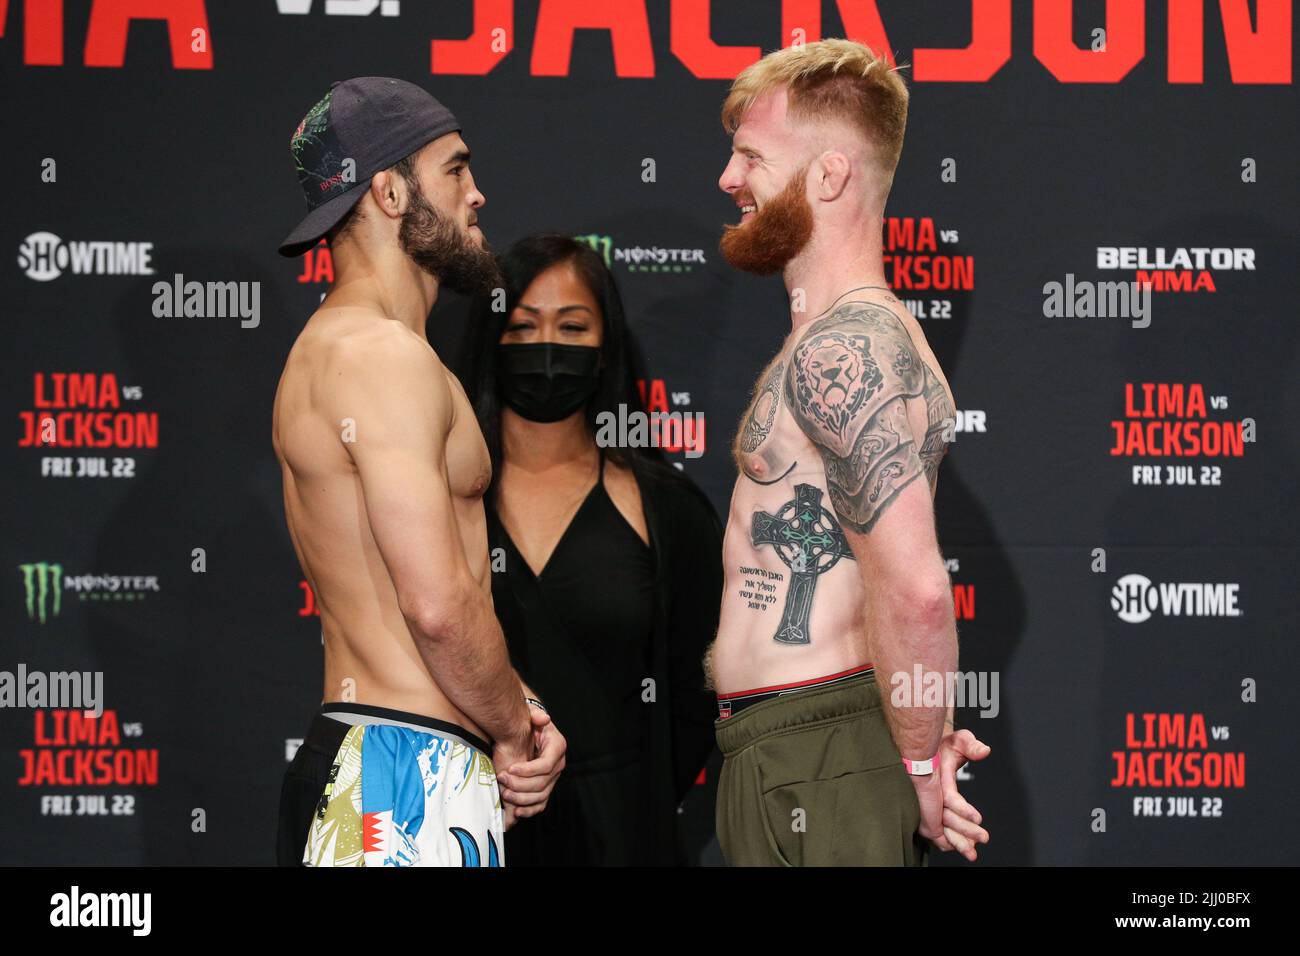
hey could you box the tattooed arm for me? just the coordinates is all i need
[784,302,957,763]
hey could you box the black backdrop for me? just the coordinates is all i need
[2,0,1297,866]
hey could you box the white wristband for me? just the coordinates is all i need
[903,753,938,775]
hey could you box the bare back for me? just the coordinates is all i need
[272,306,492,739]
[710,292,954,693]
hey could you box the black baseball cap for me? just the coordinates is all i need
[278,77,461,257]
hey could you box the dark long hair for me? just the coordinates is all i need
[458,233,674,493]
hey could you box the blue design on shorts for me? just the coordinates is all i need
[362,725,434,850]
[450,827,501,867]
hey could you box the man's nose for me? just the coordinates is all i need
[718,156,743,194]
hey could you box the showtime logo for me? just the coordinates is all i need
[3,0,1290,82]
[18,232,154,281]
[1110,573,1241,623]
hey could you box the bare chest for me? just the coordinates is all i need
[444,377,491,501]
[733,351,814,485]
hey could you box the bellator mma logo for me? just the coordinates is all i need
[2,0,1291,83]
[1097,245,1257,293]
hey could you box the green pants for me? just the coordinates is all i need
[715,673,929,867]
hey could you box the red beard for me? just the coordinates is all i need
[719,166,814,276]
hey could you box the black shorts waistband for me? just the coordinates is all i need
[313,702,492,756]
[717,663,875,720]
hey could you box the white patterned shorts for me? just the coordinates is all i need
[302,705,504,867]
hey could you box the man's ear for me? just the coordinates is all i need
[815,150,851,202]
[368,168,405,220]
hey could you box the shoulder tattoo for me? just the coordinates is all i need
[917,363,956,493]
[784,303,950,532]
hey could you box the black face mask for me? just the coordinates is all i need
[496,343,601,423]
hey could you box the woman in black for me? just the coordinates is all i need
[458,234,722,865]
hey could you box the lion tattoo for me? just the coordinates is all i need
[788,330,883,443]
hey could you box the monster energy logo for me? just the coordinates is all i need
[574,233,613,268]
[573,232,705,273]
[20,563,62,624]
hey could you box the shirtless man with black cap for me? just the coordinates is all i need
[272,77,565,867]
[708,42,990,866]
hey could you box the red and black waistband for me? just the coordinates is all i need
[716,663,875,720]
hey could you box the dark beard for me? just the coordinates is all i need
[399,187,502,295]
[719,165,814,276]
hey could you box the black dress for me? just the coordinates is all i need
[486,452,722,865]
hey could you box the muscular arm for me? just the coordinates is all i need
[784,303,957,761]
[332,327,529,751]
